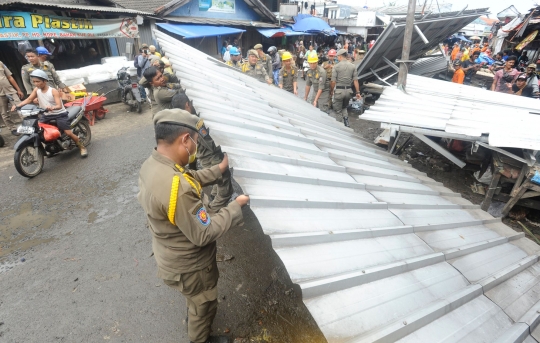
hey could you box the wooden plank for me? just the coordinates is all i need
[493,193,540,212]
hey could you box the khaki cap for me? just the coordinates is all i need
[254,44,263,50]
[528,63,537,69]
[337,48,347,56]
[248,49,258,57]
[153,108,200,130]
[141,43,149,48]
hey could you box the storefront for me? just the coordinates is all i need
[0,4,147,95]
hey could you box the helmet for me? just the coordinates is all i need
[281,52,293,61]
[29,69,49,81]
[267,46,277,54]
[307,53,319,63]
[328,49,337,57]
[229,47,240,56]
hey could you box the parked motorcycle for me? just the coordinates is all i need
[117,67,144,113]
[10,95,91,178]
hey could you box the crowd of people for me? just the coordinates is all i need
[217,37,367,127]
[447,41,538,98]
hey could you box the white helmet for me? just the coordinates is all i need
[29,69,49,81]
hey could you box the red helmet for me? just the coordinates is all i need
[328,49,337,57]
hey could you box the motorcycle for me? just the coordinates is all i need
[117,67,144,113]
[9,95,91,178]
[303,60,309,80]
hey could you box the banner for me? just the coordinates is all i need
[0,11,139,40]
[516,30,538,51]
[198,0,235,13]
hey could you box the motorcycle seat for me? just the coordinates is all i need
[67,106,82,121]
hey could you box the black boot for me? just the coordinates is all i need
[343,117,350,127]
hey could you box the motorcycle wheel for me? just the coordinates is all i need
[136,101,142,113]
[0,135,4,147]
[14,143,44,178]
[75,120,92,147]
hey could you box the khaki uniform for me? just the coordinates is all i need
[258,54,273,80]
[322,59,336,111]
[152,86,233,210]
[138,150,243,343]
[0,62,21,129]
[331,60,358,120]
[225,60,243,70]
[241,62,270,83]
[306,66,326,107]
[21,61,66,95]
[278,65,298,93]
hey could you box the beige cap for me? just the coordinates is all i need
[254,44,263,50]
[337,49,347,56]
[153,108,200,130]
[528,63,537,69]
[248,49,258,57]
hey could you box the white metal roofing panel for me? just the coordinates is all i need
[156,30,540,343]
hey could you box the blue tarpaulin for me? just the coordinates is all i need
[257,28,305,38]
[291,15,333,34]
[455,35,471,42]
[157,23,245,39]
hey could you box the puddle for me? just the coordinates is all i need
[0,202,58,260]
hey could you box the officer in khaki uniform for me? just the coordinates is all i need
[138,109,250,343]
[322,49,337,112]
[0,61,24,134]
[225,47,243,70]
[331,49,361,127]
[304,53,327,109]
[143,67,234,211]
[241,50,272,84]
[21,49,67,95]
[254,44,273,80]
[278,52,298,94]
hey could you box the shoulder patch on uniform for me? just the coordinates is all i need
[196,207,211,226]
[199,126,208,138]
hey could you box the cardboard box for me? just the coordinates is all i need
[61,92,76,102]
[68,84,86,92]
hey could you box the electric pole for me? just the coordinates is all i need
[396,0,417,91]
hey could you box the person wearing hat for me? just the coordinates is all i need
[13,69,87,156]
[36,46,53,65]
[462,50,482,85]
[512,73,535,98]
[525,63,539,95]
[321,49,337,112]
[148,45,162,58]
[278,52,298,94]
[21,48,68,96]
[254,44,272,80]
[225,47,243,70]
[304,53,327,110]
[137,109,249,343]
[0,61,23,134]
[451,60,465,84]
[241,50,272,84]
[330,49,360,127]
[143,66,184,117]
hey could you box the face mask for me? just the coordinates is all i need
[185,136,197,164]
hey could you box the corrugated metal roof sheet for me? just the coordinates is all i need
[362,75,540,150]
[357,9,488,82]
[0,0,152,15]
[409,54,449,76]
[155,29,540,343]
[109,0,187,15]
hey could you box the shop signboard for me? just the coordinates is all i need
[0,11,139,40]
[198,0,236,13]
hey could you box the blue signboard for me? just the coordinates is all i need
[0,11,139,40]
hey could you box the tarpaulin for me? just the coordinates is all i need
[291,15,333,34]
[257,28,304,38]
[157,23,245,39]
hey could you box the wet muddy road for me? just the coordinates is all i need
[0,103,325,343]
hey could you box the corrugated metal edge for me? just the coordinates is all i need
[0,0,153,15]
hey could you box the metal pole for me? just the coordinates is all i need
[396,0,417,91]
